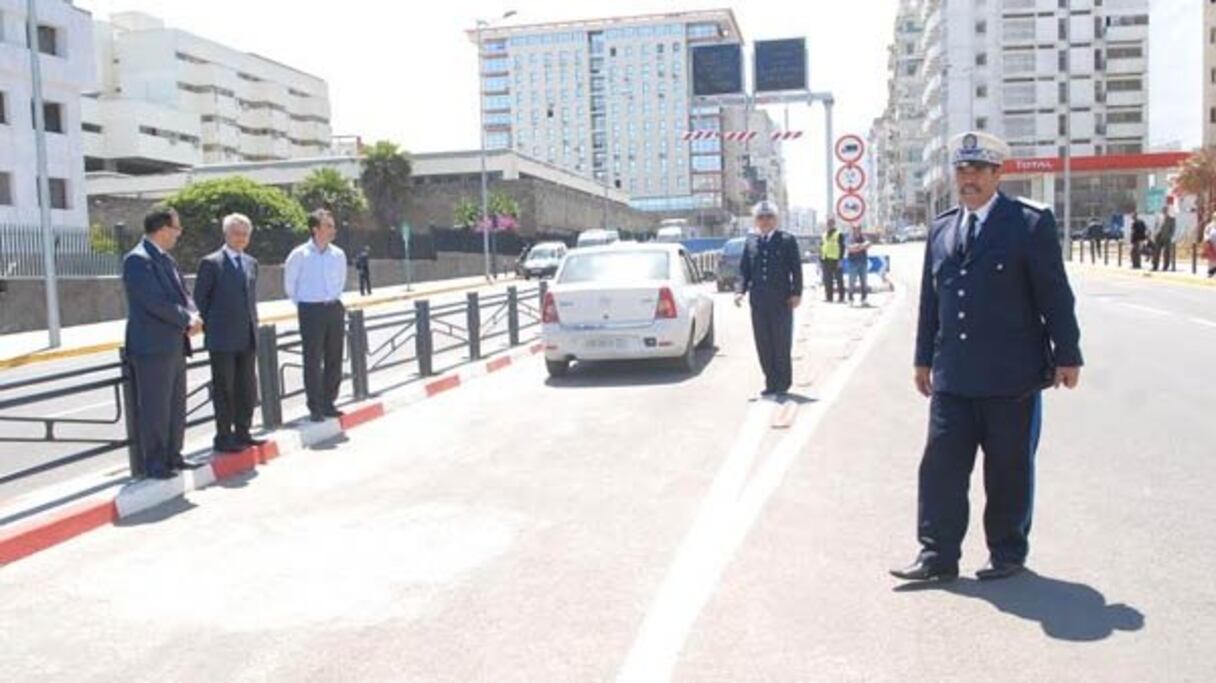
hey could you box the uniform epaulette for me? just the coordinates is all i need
[935,206,960,221]
[1015,196,1051,213]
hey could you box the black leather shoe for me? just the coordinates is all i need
[169,457,202,470]
[145,468,174,480]
[890,558,959,582]
[322,408,345,418]
[236,434,268,447]
[976,560,1025,581]
[309,413,325,423]
[214,438,245,454]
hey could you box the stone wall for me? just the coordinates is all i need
[0,255,508,334]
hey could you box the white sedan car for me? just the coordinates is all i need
[541,243,716,378]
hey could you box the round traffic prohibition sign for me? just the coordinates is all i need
[836,194,866,223]
[835,134,866,164]
[836,164,867,194]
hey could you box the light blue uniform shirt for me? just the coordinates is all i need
[284,240,346,304]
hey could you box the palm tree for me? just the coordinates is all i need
[360,141,413,231]
[295,168,368,230]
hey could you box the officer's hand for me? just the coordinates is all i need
[914,366,933,397]
[188,314,203,336]
[788,295,801,309]
[734,293,744,308]
[1054,366,1081,389]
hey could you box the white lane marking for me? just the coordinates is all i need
[616,286,906,683]
[1190,317,1216,329]
[1118,303,1171,317]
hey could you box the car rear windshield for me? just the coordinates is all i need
[723,239,746,256]
[529,247,560,260]
[558,251,670,284]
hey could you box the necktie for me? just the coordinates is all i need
[960,213,978,260]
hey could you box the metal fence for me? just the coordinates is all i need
[0,285,546,488]
[0,224,134,280]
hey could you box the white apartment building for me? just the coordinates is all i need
[1205,0,1216,147]
[470,10,752,220]
[0,0,94,227]
[918,0,1150,215]
[83,11,331,174]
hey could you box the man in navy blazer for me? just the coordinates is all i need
[194,213,263,454]
[892,131,1083,583]
[122,208,202,479]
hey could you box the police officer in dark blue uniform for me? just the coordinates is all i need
[735,201,804,398]
[891,131,1083,582]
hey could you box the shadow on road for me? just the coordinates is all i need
[544,347,718,388]
[895,570,1145,641]
[115,495,199,527]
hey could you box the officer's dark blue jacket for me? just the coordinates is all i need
[915,193,1082,398]
[737,230,803,302]
[122,239,194,357]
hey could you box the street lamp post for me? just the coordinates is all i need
[26,0,61,347]
[476,10,516,282]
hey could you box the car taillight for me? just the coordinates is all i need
[542,292,560,324]
[655,287,678,319]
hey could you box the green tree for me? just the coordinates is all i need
[453,197,480,229]
[360,140,413,230]
[88,222,120,254]
[295,168,368,230]
[164,176,308,267]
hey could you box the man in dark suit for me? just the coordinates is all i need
[194,213,265,454]
[355,247,373,296]
[734,200,804,399]
[892,131,1083,583]
[1130,212,1148,270]
[122,208,202,479]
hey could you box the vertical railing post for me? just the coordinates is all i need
[347,309,370,401]
[1117,241,1123,268]
[256,324,282,429]
[415,299,433,377]
[1193,242,1199,275]
[507,285,520,347]
[467,291,481,361]
[119,348,144,478]
[1103,239,1110,266]
[539,280,548,312]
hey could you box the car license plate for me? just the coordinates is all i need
[585,336,627,350]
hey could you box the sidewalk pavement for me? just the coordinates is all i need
[0,273,517,370]
[1067,259,1216,289]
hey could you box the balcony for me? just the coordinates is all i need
[1106,58,1147,76]
[1106,90,1145,107]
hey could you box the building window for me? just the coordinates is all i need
[976,84,988,98]
[36,177,70,209]
[0,91,6,124]
[37,25,60,56]
[1106,78,1142,92]
[82,122,102,133]
[975,20,987,35]
[1211,107,1216,125]
[1107,110,1143,124]
[1106,46,1143,60]
[975,52,987,67]
[976,116,988,131]
[1059,82,1068,103]
[0,172,12,206]
[31,101,63,133]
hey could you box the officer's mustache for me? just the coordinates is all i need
[960,183,981,194]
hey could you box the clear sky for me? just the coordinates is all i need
[77,0,1200,217]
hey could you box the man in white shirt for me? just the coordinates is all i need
[284,209,348,422]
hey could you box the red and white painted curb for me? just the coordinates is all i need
[0,342,545,566]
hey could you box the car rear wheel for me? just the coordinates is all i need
[678,328,698,373]
[697,311,715,350]
[546,359,570,378]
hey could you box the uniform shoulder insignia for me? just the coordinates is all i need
[934,207,960,220]
[1015,196,1050,213]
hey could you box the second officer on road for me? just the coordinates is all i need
[735,200,803,398]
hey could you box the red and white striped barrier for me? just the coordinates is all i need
[681,130,719,141]
[772,130,804,141]
[682,130,804,142]
[721,131,759,142]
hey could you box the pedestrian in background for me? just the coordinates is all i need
[356,246,373,296]
[285,209,348,422]
[194,213,263,454]
[1204,217,1216,278]
[735,201,803,399]
[1152,208,1176,272]
[820,219,846,303]
[845,223,871,306]
[122,208,202,479]
[892,131,1082,583]
[1130,212,1148,270]
[1085,217,1104,263]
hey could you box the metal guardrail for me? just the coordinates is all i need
[0,286,546,487]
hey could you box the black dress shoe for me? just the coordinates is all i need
[322,408,345,418]
[214,439,245,454]
[309,413,325,423]
[169,457,202,470]
[145,468,174,480]
[976,560,1025,581]
[890,558,959,582]
[235,433,268,447]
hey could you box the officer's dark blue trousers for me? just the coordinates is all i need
[917,391,1042,566]
[750,297,793,393]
